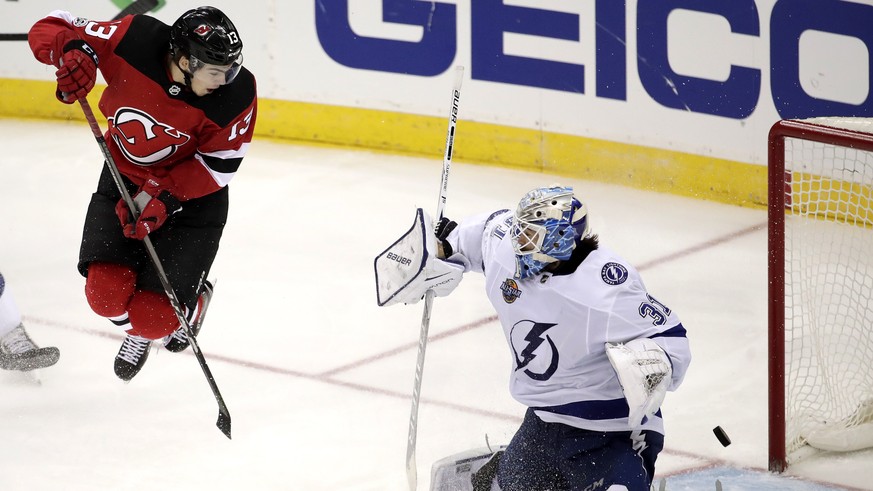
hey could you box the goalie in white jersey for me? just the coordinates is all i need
[379,185,691,490]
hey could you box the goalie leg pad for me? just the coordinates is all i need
[430,446,506,491]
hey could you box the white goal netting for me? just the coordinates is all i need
[780,117,873,463]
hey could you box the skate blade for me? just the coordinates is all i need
[24,369,43,385]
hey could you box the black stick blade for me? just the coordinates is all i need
[217,410,232,439]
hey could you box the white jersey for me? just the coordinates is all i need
[446,210,691,435]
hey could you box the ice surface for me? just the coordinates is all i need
[0,119,870,490]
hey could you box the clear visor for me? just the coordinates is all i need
[189,54,243,85]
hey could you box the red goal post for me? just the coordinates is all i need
[768,118,873,472]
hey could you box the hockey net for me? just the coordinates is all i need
[768,117,873,472]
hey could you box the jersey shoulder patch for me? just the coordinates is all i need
[600,261,629,285]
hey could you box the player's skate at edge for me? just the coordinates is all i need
[0,271,60,372]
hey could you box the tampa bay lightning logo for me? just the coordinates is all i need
[510,320,559,381]
[601,262,628,285]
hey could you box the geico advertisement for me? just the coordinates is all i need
[2,0,872,165]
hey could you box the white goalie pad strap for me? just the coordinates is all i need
[805,422,873,452]
[606,338,672,429]
[804,399,873,451]
[374,208,464,306]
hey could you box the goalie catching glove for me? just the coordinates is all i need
[606,338,672,429]
[374,208,464,306]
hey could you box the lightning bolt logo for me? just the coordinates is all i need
[631,429,648,455]
[510,320,559,381]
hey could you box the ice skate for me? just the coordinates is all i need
[163,280,213,353]
[114,334,151,381]
[0,324,60,371]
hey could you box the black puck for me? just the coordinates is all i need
[713,426,731,447]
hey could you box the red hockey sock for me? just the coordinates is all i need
[127,290,179,340]
[84,262,136,318]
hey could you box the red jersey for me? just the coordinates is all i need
[29,11,257,201]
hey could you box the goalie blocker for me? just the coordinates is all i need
[374,208,464,307]
[606,338,673,429]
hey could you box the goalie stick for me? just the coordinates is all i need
[77,98,232,440]
[407,65,464,491]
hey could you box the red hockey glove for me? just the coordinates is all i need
[55,40,98,104]
[115,190,182,240]
[139,174,175,198]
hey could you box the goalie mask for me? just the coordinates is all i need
[511,186,590,279]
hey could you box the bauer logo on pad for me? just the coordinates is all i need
[373,209,429,307]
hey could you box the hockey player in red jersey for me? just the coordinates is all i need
[28,7,257,381]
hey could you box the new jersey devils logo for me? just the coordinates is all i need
[109,107,190,166]
[193,24,212,36]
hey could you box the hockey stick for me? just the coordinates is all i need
[0,0,160,41]
[77,98,232,439]
[406,65,464,491]
[112,0,161,21]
